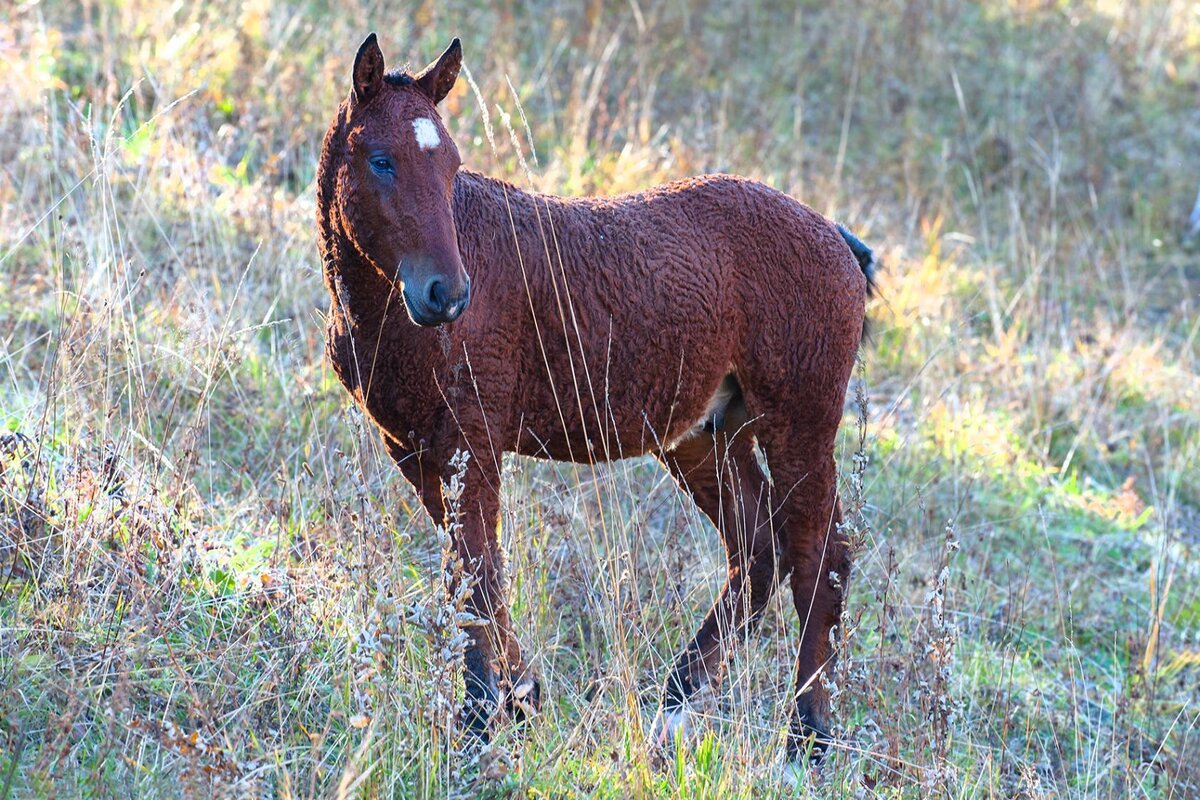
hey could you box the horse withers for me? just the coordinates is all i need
[316,33,876,762]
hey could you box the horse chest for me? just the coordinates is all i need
[325,319,449,449]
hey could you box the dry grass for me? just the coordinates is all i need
[2,1,1199,797]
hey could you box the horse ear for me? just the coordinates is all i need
[414,39,462,105]
[353,33,385,103]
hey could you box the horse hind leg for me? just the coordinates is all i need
[651,388,780,746]
[754,421,850,762]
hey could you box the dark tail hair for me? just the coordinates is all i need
[836,223,876,298]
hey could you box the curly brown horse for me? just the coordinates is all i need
[317,34,875,761]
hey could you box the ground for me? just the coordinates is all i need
[1,1,1198,797]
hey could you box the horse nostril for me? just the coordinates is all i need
[427,278,446,311]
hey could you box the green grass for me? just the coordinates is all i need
[2,0,1199,797]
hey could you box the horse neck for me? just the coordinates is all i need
[452,169,547,258]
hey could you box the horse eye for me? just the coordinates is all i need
[369,156,394,175]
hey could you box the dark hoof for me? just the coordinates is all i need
[503,675,542,725]
[648,704,695,761]
[787,716,835,764]
[459,697,495,747]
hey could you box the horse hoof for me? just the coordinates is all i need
[503,675,542,724]
[781,758,811,789]
[458,713,492,751]
[648,704,693,753]
[787,716,835,764]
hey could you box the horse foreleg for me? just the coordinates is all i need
[461,492,540,731]
[392,443,534,740]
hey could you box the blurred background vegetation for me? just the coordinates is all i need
[1,0,1198,797]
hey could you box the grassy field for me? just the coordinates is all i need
[2,0,1199,797]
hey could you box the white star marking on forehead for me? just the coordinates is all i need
[412,117,440,151]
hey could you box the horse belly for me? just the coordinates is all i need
[513,345,729,463]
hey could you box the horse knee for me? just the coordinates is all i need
[829,538,852,605]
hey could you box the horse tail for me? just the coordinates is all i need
[836,223,877,341]
[835,223,876,299]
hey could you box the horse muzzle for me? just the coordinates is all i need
[404,272,471,326]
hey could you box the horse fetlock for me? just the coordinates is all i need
[460,652,500,739]
[662,659,712,707]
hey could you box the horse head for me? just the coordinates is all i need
[328,34,470,326]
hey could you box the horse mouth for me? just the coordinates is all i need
[403,292,469,327]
